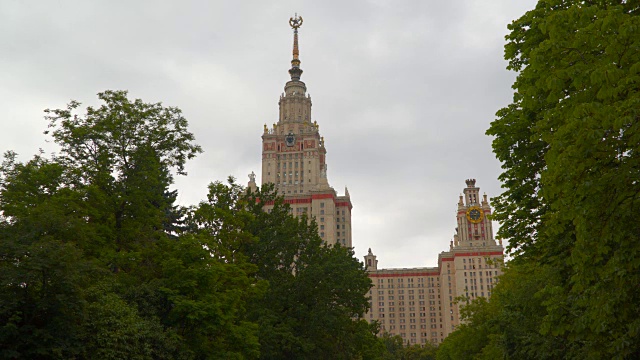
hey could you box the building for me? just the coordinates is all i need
[247,16,504,344]
[363,179,504,344]
[249,15,352,247]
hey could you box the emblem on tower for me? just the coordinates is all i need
[289,14,303,29]
[285,132,296,147]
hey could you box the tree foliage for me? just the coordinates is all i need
[0,91,258,359]
[379,333,437,360]
[476,1,640,358]
[436,261,568,360]
[1,90,380,359]
[193,180,380,360]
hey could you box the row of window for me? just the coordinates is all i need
[272,153,310,160]
[465,285,491,291]
[464,271,499,277]
[278,161,305,169]
[464,277,493,284]
[377,294,426,300]
[379,277,438,283]
[278,171,306,177]
[374,288,432,294]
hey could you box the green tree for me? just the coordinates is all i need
[404,343,437,360]
[436,261,568,360]
[380,333,406,360]
[0,91,264,359]
[489,261,567,359]
[436,297,495,360]
[44,90,202,267]
[380,332,437,360]
[192,180,380,359]
[487,1,640,358]
[0,153,102,359]
[245,184,378,360]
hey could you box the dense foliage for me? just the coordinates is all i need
[380,333,437,360]
[441,1,640,359]
[0,91,382,359]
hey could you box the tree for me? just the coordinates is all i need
[192,180,380,359]
[1,90,381,359]
[380,333,406,360]
[380,332,437,360]
[436,260,569,360]
[0,91,264,359]
[43,90,201,264]
[436,297,495,360]
[487,1,640,358]
[0,153,103,359]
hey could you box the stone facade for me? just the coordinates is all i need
[250,16,352,247]
[364,180,504,344]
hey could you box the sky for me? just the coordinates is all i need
[0,0,538,269]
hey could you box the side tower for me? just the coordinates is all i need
[438,179,504,335]
[258,15,353,247]
[454,179,499,248]
[364,179,504,344]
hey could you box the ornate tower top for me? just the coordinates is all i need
[465,179,477,187]
[288,14,303,81]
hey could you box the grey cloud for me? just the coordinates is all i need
[0,0,537,269]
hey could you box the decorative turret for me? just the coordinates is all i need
[247,171,257,192]
[364,248,378,271]
[463,178,480,205]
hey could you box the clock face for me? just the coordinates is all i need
[466,206,484,223]
[285,132,295,147]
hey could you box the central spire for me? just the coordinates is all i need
[288,14,303,81]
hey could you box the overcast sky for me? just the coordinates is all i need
[1,0,538,269]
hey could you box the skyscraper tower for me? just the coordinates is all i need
[255,15,353,247]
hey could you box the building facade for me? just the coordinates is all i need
[248,17,503,345]
[364,179,504,344]
[249,15,352,247]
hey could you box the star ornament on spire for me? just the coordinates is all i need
[289,13,303,29]
[288,13,304,81]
